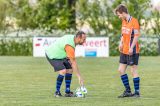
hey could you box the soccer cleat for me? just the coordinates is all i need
[65,91,74,97]
[118,90,133,98]
[54,91,62,97]
[132,91,140,98]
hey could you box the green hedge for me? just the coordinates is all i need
[0,38,32,56]
[109,37,159,56]
[139,39,159,56]
[0,37,159,56]
[109,36,120,56]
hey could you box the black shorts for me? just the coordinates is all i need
[119,53,139,66]
[46,55,72,72]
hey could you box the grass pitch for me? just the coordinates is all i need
[0,56,160,106]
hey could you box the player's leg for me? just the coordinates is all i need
[46,55,66,97]
[130,54,140,97]
[63,58,74,97]
[65,69,73,93]
[118,53,132,98]
[65,69,74,97]
[118,63,130,90]
[54,69,66,97]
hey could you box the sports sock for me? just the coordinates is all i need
[56,74,64,92]
[133,77,140,93]
[65,73,72,93]
[121,74,131,91]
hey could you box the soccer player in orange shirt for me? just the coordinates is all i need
[114,4,140,98]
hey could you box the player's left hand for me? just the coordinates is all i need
[129,48,133,55]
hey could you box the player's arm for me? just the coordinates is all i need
[129,19,140,55]
[130,35,139,49]
[120,34,123,45]
[119,20,124,52]
[65,45,84,86]
[119,34,123,52]
[131,19,140,49]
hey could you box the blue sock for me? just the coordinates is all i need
[133,77,140,93]
[65,73,72,93]
[56,74,64,92]
[121,74,131,91]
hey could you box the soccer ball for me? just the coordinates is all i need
[75,86,87,98]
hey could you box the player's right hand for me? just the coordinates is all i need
[78,76,84,86]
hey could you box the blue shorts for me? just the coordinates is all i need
[46,55,72,72]
[119,53,139,66]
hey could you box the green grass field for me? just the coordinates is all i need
[0,56,160,106]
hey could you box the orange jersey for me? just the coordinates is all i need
[121,16,140,54]
[65,45,75,59]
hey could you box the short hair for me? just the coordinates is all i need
[114,4,128,15]
[76,31,86,38]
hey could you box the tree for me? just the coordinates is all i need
[150,8,160,36]
[14,0,38,29]
[77,0,151,36]
[0,0,12,35]
[13,0,76,31]
[76,0,115,36]
[68,0,76,29]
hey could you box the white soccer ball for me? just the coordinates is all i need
[75,86,87,98]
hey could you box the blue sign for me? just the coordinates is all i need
[85,50,97,57]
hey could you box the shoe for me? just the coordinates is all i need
[132,91,140,98]
[118,90,133,98]
[65,91,74,97]
[54,91,62,97]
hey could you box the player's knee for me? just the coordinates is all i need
[131,71,139,78]
[131,65,137,71]
[118,69,125,75]
[130,68,139,77]
[66,69,73,74]
[59,69,67,75]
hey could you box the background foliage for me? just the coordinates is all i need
[0,0,159,56]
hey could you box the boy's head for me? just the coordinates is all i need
[114,4,128,20]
